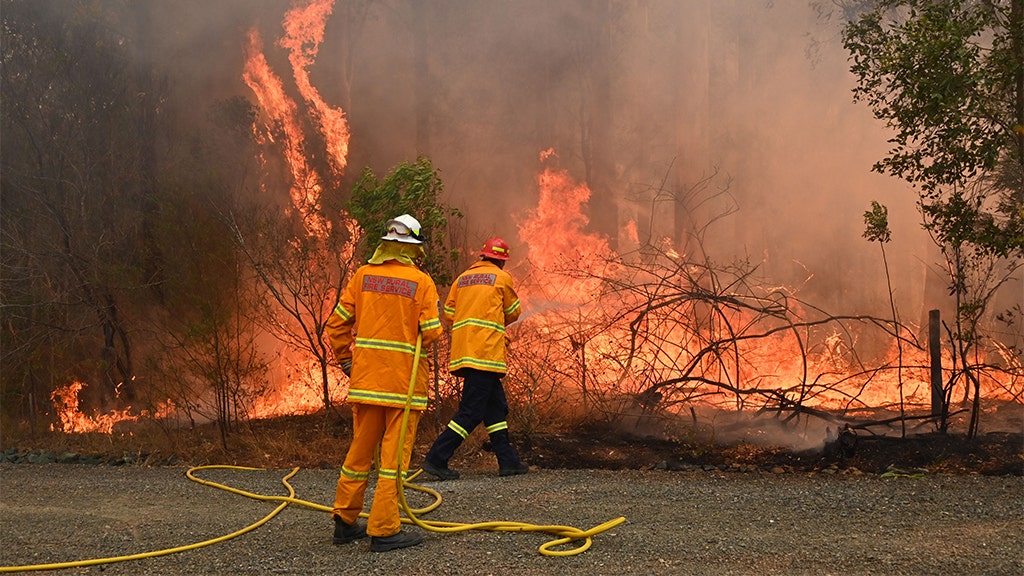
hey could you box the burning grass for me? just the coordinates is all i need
[3,401,1020,476]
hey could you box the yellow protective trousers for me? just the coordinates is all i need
[333,403,421,537]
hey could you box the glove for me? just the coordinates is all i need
[340,359,352,377]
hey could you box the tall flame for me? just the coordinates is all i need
[237,0,357,420]
[517,148,617,304]
[280,0,349,174]
[242,0,349,236]
[242,28,320,217]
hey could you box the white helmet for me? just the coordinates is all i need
[381,214,424,244]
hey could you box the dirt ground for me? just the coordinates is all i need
[1,407,1021,575]
[2,464,1022,575]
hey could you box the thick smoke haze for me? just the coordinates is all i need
[146,1,1010,335]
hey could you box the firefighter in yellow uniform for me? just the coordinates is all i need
[420,237,529,480]
[327,214,442,552]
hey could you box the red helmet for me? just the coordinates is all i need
[480,237,510,260]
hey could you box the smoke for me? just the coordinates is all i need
[135,0,956,324]
[21,0,1019,439]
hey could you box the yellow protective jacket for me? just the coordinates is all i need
[445,260,522,375]
[327,260,442,410]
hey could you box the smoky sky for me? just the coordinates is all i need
[138,0,980,326]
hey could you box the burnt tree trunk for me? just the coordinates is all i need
[929,309,945,431]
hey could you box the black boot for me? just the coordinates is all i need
[370,530,424,552]
[421,459,460,480]
[491,429,528,476]
[498,462,530,477]
[333,516,367,545]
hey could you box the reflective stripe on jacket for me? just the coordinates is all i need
[445,260,521,375]
[327,260,442,410]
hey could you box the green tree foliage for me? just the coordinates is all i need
[862,200,892,243]
[347,157,463,286]
[843,0,1024,257]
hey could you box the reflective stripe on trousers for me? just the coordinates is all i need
[333,404,421,537]
[425,367,520,467]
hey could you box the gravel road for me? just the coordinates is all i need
[1,464,1021,575]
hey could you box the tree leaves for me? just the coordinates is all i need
[843,0,1022,255]
[347,156,463,286]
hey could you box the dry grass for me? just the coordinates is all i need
[3,403,1021,475]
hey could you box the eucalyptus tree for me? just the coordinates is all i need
[843,0,1023,436]
[1,1,149,420]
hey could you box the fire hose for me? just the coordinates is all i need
[391,335,626,556]
[1,335,626,572]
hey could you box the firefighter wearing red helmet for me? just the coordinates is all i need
[480,236,510,261]
[420,236,529,480]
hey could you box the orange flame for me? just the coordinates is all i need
[280,0,349,175]
[242,28,320,218]
[233,1,359,422]
[513,149,1022,414]
[250,359,349,419]
[517,148,617,304]
[242,0,348,237]
[50,381,174,434]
